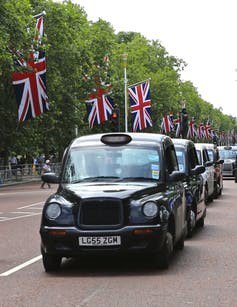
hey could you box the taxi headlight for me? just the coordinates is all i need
[143,201,158,217]
[45,203,61,220]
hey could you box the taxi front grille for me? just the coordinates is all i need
[78,199,123,229]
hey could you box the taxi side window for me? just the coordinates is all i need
[165,145,179,174]
[189,147,199,169]
[203,149,210,163]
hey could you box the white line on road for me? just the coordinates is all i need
[0,212,41,222]
[0,255,42,277]
[18,202,43,209]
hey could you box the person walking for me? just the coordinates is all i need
[40,160,51,189]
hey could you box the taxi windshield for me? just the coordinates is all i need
[62,145,161,183]
[219,149,237,159]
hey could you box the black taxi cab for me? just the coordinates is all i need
[40,133,187,272]
[173,139,206,237]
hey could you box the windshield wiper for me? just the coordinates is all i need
[71,176,120,183]
[120,177,157,181]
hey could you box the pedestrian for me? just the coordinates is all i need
[41,160,51,189]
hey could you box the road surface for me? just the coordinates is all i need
[0,181,237,307]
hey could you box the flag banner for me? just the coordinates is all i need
[173,117,181,137]
[204,122,211,139]
[128,79,152,131]
[187,118,197,139]
[161,114,174,134]
[12,56,48,122]
[86,87,114,128]
[11,13,48,122]
[197,123,205,139]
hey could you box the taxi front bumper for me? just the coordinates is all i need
[40,224,166,257]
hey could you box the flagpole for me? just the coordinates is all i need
[128,78,151,88]
[123,53,128,132]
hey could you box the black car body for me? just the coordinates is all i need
[173,139,206,237]
[40,133,187,271]
[218,145,237,182]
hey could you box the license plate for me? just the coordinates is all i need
[79,236,121,246]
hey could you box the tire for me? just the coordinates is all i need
[176,232,185,250]
[154,232,173,270]
[42,249,62,272]
[204,188,209,205]
[187,209,195,238]
[196,216,204,228]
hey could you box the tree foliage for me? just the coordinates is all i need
[0,0,236,162]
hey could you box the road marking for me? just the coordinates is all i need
[0,255,42,277]
[18,202,43,209]
[77,286,103,307]
[0,212,41,222]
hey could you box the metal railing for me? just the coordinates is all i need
[0,163,61,186]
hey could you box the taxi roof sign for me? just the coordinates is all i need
[101,134,132,146]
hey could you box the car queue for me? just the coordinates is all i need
[39,132,225,272]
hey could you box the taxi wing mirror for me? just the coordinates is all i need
[190,165,205,175]
[41,172,59,184]
[205,161,213,167]
[169,170,186,182]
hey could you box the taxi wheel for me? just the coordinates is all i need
[155,232,173,269]
[176,232,185,250]
[196,216,204,228]
[42,249,62,272]
[204,188,209,205]
[187,209,195,238]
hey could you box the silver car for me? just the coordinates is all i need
[218,146,237,181]
[195,143,215,204]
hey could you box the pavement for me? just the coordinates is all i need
[0,176,41,188]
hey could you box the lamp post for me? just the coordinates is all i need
[122,53,128,132]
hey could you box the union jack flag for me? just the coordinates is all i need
[11,13,48,122]
[161,114,174,134]
[197,123,205,139]
[86,87,114,128]
[12,55,49,122]
[173,117,181,137]
[187,117,197,139]
[128,80,152,131]
[204,122,211,139]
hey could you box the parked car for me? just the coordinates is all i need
[218,145,237,182]
[173,139,206,237]
[195,143,215,204]
[40,133,187,272]
[202,143,224,197]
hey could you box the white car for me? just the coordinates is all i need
[218,145,237,181]
[195,143,215,204]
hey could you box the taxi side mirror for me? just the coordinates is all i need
[41,172,59,184]
[190,165,205,176]
[205,161,213,167]
[169,171,186,182]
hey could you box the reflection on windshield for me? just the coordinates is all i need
[176,150,186,172]
[207,149,214,162]
[219,150,237,159]
[62,146,160,183]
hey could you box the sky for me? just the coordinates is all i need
[74,0,237,117]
